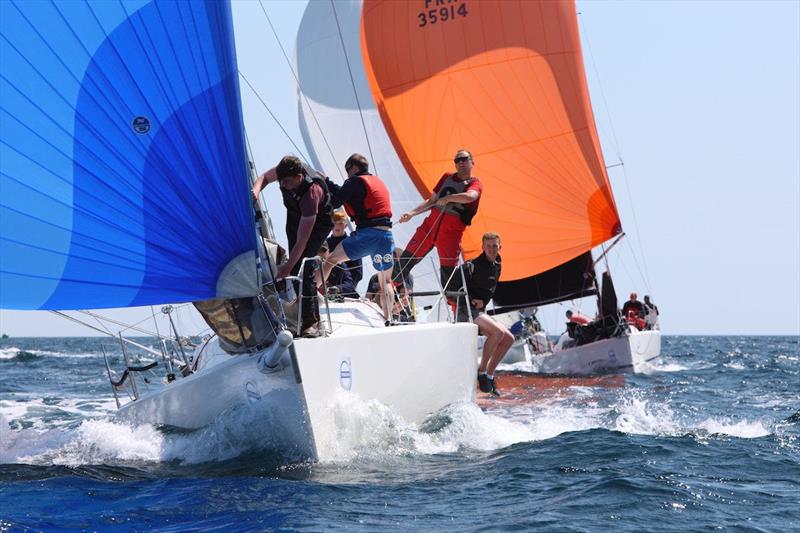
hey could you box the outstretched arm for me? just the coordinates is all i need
[398,194,437,223]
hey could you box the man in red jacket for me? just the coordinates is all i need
[395,149,482,291]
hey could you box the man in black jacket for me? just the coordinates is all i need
[456,232,514,396]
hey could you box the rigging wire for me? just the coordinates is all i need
[329,0,377,171]
[578,12,653,293]
[257,0,346,182]
[238,70,310,164]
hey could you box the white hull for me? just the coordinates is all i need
[528,329,661,375]
[116,301,478,461]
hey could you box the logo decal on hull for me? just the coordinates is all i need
[339,358,352,391]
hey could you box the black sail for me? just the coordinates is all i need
[492,252,597,313]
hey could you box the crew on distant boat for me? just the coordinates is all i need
[320,153,396,322]
[253,156,335,338]
[326,210,363,287]
[622,292,647,330]
[317,242,357,300]
[644,295,659,329]
[455,232,514,397]
[566,310,591,325]
[395,149,483,291]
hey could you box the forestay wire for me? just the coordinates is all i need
[257,0,345,181]
[330,0,377,173]
[238,70,310,165]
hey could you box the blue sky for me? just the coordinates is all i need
[1,0,798,336]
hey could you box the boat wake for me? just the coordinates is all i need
[0,387,780,473]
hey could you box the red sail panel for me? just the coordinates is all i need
[361,0,621,281]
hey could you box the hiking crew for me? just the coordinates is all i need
[253,155,335,337]
[455,232,514,396]
[395,149,482,291]
[320,154,396,322]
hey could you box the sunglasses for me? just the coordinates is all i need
[454,156,470,163]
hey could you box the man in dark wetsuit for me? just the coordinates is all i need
[455,232,514,396]
[395,149,482,291]
[252,155,334,337]
[320,153,395,322]
[326,210,363,287]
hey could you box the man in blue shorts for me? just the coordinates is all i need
[320,154,395,322]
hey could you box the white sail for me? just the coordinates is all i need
[295,0,442,296]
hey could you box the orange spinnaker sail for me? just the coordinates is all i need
[361,0,621,281]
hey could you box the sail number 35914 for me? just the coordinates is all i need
[418,0,468,28]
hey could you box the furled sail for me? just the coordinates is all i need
[361,0,622,305]
[0,0,256,310]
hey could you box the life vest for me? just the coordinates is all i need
[626,311,646,330]
[434,173,479,225]
[281,175,333,250]
[343,172,393,228]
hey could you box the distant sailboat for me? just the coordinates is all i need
[298,0,660,373]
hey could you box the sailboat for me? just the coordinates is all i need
[296,0,661,375]
[0,0,478,461]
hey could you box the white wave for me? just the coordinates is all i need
[313,390,608,463]
[650,361,689,372]
[0,347,20,360]
[1,398,317,466]
[0,397,118,430]
[0,346,99,359]
[613,395,681,436]
[696,418,771,439]
[0,387,778,467]
[612,394,773,439]
[723,362,746,370]
[27,348,99,359]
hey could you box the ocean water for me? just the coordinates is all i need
[0,335,798,531]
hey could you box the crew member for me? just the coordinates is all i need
[644,295,659,329]
[318,242,357,299]
[566,310,591,325]
[320,153,395,322]
[252,155,335,337]
[456,232,514,396]
[395,149,482,291]
[621,292,646,330]
[326,210,363,286]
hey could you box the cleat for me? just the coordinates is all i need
[488,377,500,397]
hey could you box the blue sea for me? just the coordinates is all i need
[0,335,798,531]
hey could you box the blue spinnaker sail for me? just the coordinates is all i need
[1,0,256,310]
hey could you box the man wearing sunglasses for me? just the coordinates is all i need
[395,149,483,291]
